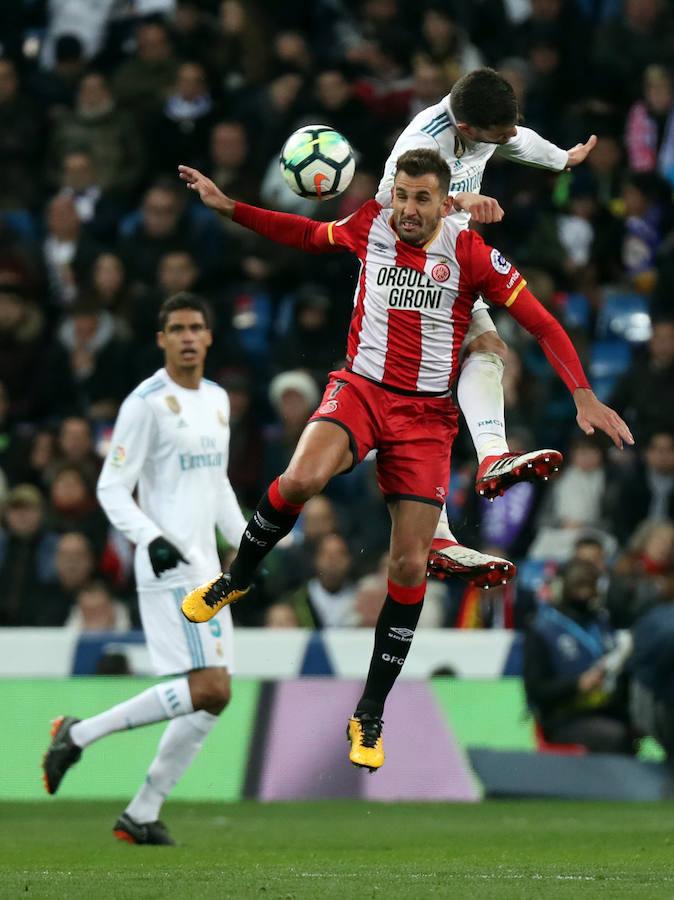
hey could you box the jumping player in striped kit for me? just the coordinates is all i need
[377,68,599,579]
[177,150,632,771]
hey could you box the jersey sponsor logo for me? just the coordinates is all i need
[317,399,339,415]
[490,248,512,275]
[450,172,482,193]
[110,444,126,467]
[166,396,181,414]
[377,266,445,308]
[431,262,450,282]
[179,451,224,470]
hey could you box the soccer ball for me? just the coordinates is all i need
[279,125,355,201]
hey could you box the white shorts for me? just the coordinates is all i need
[463,297,497,348]
[138,585,234,676]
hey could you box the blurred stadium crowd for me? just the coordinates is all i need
[0,0,673,634]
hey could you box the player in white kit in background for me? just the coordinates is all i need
[377,68,599,579]
[42,292,248,845]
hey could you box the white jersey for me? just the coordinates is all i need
[97,368,247,592]
[326,200,527,394]
[376,93,568,226]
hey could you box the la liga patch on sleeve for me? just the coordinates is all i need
[490,248,512,275]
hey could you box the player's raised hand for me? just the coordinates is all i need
[178,164,235,217]
[453,192,504,224]
[573,388,635,450]
[565,135,597,168]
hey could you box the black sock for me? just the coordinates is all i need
[229,489,301,588]
[356,593,424,718]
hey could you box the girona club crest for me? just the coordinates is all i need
[431,262,450,282]
[318,399,339,415]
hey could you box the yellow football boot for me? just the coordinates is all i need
[347,714,384,772]
[181,573,250,623]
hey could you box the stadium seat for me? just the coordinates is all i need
[596,290,652,343]
[561,292,591,330]
[589,339,632,402]
[533,721,588,756]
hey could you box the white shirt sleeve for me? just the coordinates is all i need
[96,393,163,547]
[495,126,568,171]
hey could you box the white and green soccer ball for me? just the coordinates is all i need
[279,124,355,200]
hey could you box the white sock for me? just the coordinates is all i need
[433,505,458,543]
[69,677,194,749]
[457,351,509,463]
[125,710,219,823]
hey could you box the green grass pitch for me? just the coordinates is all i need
[2,800,674,899]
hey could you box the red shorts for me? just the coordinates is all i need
[309,369,458,506]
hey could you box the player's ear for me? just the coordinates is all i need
[440,195,454,218]
[205,329,213,348]
[157,330,166,350]
[456,121,475,140]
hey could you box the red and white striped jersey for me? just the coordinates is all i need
[231,199,589,397]
[326,199,526,394]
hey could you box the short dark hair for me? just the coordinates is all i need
[394,148,451,195]
[158,292,212,331]
[450,67,519,129]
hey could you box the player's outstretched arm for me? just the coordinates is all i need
[573,387,634,450]
[178,164,235,217]
[565,135,597,168]
[453,192,504,224]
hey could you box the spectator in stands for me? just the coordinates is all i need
[630,596,674,766]
[57,149,125,244]
[609,317,674,444]
[112,20,179,120]
[42,531,98,626]
[155,61,216,174]
[605,431,674,547]
[28,34,85,119]
[206,0,271,91]
[42,193,101,308]
[46,462,110,555]
[262,370,319,486]
[47,416,102,489]
[523,558,634,753]
[528,435,612,562]
[612,520,674,614]
[0,281,46,421]
[0,484,60,625]
[278,532,358,628]
[118,179,220,288]
[206,120,260,205]
[620,171,674,294]
[0,56,45,210]
[412,5,483,89]
[354,572,388,628]
[263,601,300,628]
[48,71,145,198]
[36,297,133,423]
[222,372,263,509]
[625,64,674,189]
[270,283,342,385]
[63,579,131,633]
[84,252,144,334]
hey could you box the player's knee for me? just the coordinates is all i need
[281,465,329,501]
[465,331,508,363]
[190,669,231,714]
[388,549,428,587]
